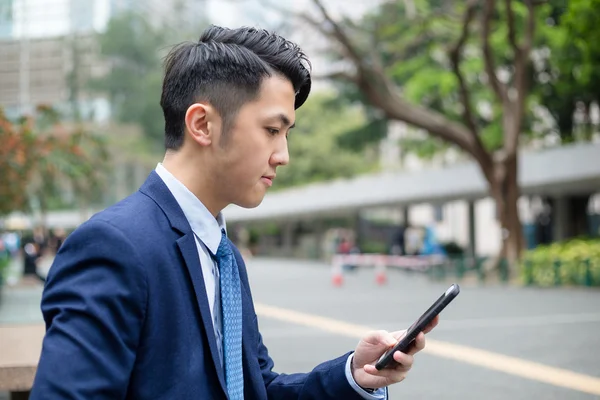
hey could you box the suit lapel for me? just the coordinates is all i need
[177,233,228,397]
[139,172,228,397]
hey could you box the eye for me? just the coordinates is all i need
[266,127,280,135]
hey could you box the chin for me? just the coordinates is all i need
[234,196,265,209]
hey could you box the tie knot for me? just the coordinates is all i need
[216,229,231,259]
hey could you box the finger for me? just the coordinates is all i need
[363,364,408,383]
[363,352,414,380]
[363,330,397,348]
[406,332,426,355]
[393,350,414,369]
[391,330,407,341]
[364,362,408,379]
[422,315,440,334]
[364,351,414,375]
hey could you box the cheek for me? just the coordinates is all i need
[222,132,271,184]
[226,150,264,184]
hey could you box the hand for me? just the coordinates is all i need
[351,316,439,390]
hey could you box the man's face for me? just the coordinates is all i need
[209,75,295,209]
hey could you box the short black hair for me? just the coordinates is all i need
[160,25,312,150]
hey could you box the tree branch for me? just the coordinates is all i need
[447,0,495,176]
[505,0,536,156]
[503,0,520,53]
[522,0,536,55]
[354,67,497,173]
[309,0,494,175]
[482,0,508,104]
[297,12,333,40]
[449,0,480,137]
[311,0,364,67]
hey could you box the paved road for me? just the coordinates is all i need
[245,258,600,399]
[1,257,599,399]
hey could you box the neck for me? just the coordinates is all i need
[161,150,224,218]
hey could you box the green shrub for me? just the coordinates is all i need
[521,237,600,286]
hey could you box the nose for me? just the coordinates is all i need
[270,137,289,167]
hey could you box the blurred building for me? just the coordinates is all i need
[0,0,108,118]
[0,0,206,118]
[0,34,106,118]
[111,0,206,33]
[0,0,13,37]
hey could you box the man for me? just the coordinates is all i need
[30,25,438,399]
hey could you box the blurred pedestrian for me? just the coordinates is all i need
[22,241,45,283]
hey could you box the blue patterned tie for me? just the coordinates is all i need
[215,230,244,399]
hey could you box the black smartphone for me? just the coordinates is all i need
[375,283,460,370]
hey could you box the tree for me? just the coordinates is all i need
[0,109,34,216]
[534,0,600,142]
[0,106,108,220]
[90,11,167,150]
[297,0,552,268]
[322,1,600,156]
[275,92,379,189]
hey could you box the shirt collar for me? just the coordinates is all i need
[155,163,226,255]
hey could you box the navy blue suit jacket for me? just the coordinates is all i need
[30,172,366,399]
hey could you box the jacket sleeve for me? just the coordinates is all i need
[259,336,366,400]
[30,219,147,400]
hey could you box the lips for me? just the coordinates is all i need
[261,175,275,187]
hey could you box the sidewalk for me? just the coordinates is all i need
[0,283,44,325]
[0,259,47,400]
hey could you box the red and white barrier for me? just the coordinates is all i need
[330,254,445,287]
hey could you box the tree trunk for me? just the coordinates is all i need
[489,154,524,273]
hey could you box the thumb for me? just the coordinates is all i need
[363,330,397,348]
[392,329,408,341]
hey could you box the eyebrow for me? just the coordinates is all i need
[274,113,295,129]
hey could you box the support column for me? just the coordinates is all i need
[552,196,569,241]
[400,206,411,256]
[353,211,364,251]
[281,221,294,257]
[313,220,325,260]
[467,200,476,258]
[571,195,592,237]
[402,206,410,226]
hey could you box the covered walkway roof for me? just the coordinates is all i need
[3,143,598,230]
[224,142,600,223]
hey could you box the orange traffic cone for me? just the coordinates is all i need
[375,260,387,286]
[332,260,344,287]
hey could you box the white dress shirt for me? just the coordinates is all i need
[155,163,225,365]
[155,163,386,399]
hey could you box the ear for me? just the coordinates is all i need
[185,103,216,147]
